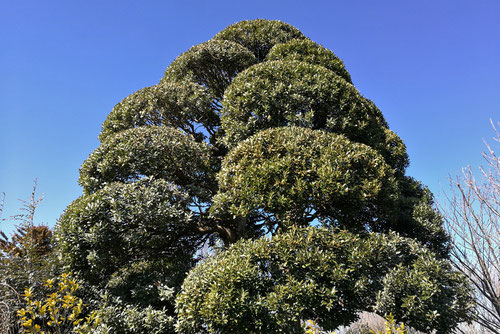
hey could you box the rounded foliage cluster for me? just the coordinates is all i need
[221,60,384,146]
[176,226,471,334]
[266,38,352,83]
[57,178,196,287]
[80,126,212,198]
[213,19,306,61]
[99,80,217,142]
[213,127,397,230]
[163,40,257,100]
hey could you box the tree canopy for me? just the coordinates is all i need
[55,19,472,333]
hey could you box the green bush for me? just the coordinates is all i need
[213,127,397,231]
[176,227,471,333]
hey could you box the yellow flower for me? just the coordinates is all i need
[22,287,33,299]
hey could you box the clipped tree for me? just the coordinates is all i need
[55,19,472,333]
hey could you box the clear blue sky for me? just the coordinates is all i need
[1,0,499,234]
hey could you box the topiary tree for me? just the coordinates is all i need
[55,19,472,333]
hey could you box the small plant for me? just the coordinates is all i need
[303,319,335,334]
[371,314,407,334]
[304,320,321,334]
[17,272,99,333]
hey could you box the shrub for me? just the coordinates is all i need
[17,273,99,333]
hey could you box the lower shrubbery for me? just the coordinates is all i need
[18,273,99,333]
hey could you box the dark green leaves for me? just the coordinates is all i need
[213,19,306,61]
[176,227,472,333]
[375,253,473,333]
[222,61,387,151]
[213,127,398,231]
[56,178,197,288]
[54,19,470,333]
[80,126,213,199]
[99,80,217,143]
[163,39,257,101]
[267,39,352,83]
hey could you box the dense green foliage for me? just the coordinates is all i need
[213,19,306,61]
[163,40,257,101]
[54,19,472,333]
[176,227,470,333]
[266,39,352,83]
[99,81,217,143]
[57,178,196,288]
[80,126,212,197]
[213,127,398,232]
[220,60,408,175]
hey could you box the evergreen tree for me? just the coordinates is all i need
[56,19,472,333]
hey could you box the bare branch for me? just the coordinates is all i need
[439,120,500,333]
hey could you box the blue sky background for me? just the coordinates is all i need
[1,0,499,234]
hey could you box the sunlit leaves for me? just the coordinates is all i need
[176,227,472,333]
[99,80,217,143]
[56,178,197,288]
[221,61,394,163]
[163,39,257,101]
[18,273,100,333]
[213,127,398,232]
[267,38,352,83]
[214,19,306,61]
[53,18,471,333]
[80,126,213,199]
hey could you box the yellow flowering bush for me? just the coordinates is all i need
[304,320,322,334]
[17,273,99,334]
[371,314,407,334]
